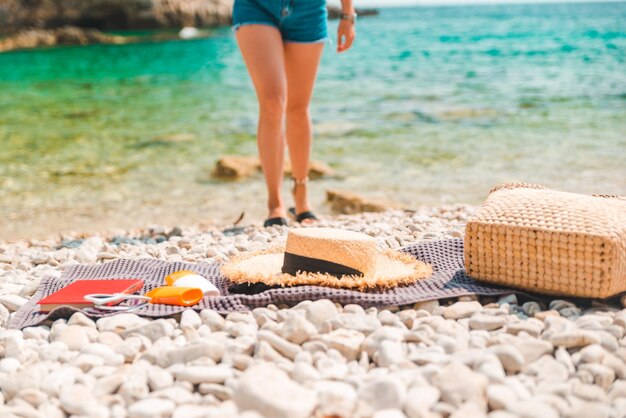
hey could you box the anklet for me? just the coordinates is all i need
[291,176,309,194]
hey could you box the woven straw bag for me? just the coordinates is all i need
[464,183,626,298]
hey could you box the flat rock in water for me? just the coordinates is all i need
[213,155,259,179]
[326,189,397,214]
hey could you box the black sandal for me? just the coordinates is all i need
[296,210,319,223]
[263,217,288,227]
[288,207,319,223]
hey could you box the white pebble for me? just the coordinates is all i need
[0,294,28,311]
[233,363,317,418]
[443,301,483,320]
[180,310,202,329]
[128,398,176,418]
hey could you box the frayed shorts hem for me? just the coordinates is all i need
[231,23,328,44]
[231,21,278,32]
[283,37,328,44]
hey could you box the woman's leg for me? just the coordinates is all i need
[283,41,325,216]
[236,25,287,220]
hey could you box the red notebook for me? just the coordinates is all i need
[38,279,144,312]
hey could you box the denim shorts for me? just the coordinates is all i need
[232,0,328,43]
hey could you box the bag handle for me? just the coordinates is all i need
[593,194,626,201]
[489,183,546,194]
[490,183,625,200]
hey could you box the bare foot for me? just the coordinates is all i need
[267,206,286,220]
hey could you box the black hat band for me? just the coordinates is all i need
[281,252,364,278]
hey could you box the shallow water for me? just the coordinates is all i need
[1,2,625,239]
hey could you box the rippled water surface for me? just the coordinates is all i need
[1,2,625,238]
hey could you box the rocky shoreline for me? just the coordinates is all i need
[0,0,234,53]
[0,26,127,53]
[0,208,624,418]
[0,1,380,52]
[0,0,234,36]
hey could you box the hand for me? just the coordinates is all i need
[337,19,355,53]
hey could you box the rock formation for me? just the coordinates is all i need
[327,5,379,19]
[325,189,398,214]
[0,0,234,35]
[213,156,260,180]
[0,26,126,53]
[153,0,233,28]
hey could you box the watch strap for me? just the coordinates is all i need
[340,12,357,23]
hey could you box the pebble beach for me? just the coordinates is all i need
[0,206,624,418]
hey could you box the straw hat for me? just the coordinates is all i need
[221,227,432,291]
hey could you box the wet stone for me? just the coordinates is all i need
[521,302,541,317]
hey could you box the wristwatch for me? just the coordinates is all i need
[340,12,357,23]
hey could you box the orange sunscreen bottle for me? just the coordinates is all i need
[165,270,220,296]
[144,286,203,307]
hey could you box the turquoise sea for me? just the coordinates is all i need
[1,2,625,239]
